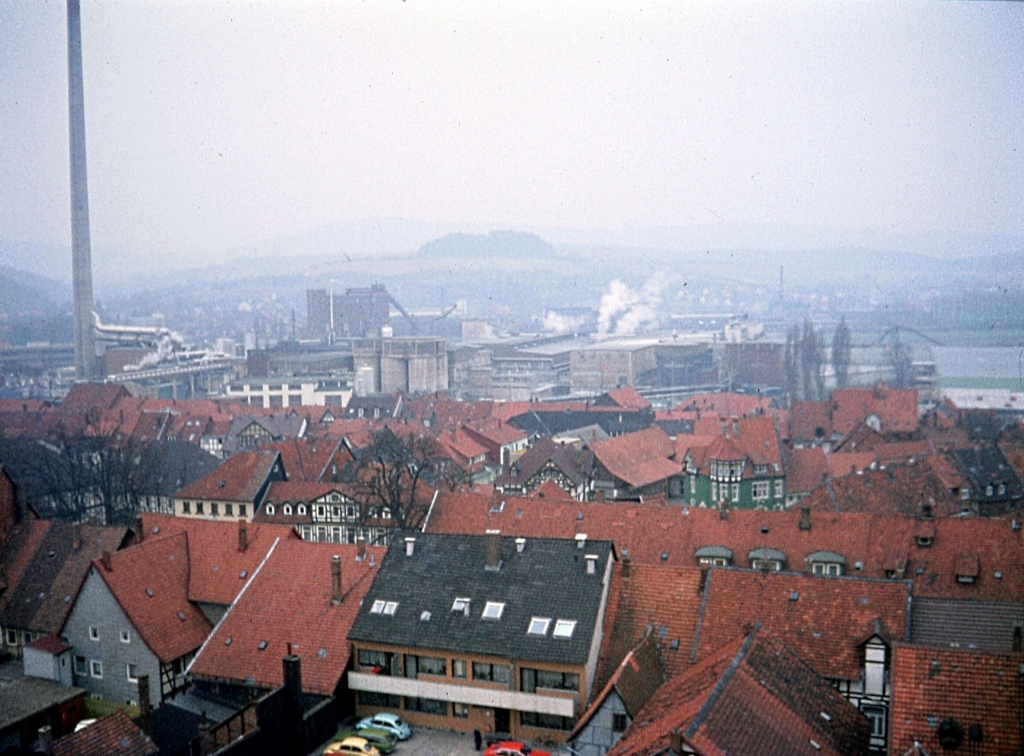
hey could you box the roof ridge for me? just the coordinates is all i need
[684,626,759,739]
[690,567,714,662]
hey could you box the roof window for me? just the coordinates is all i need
[420,611,432,621]
[527,617,550,635]
[452,597,471,614]
[482,602,505,620]
[370,599,397,614]
[383,601,398,615]
[552,619,577,639]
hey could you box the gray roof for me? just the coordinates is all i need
[0,676,84,731]
[348,532,614,665]
[910,597,1024,653]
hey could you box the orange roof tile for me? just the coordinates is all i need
[94,533,212,663]
[140,514,298,606]
[174,451,281,503]
[188,539,384,695]
[53,710,158,756]
[889,644,1024,756]
[675,393,773,418]
[591,426,680,489]
[259,438,343,483]
[527,478,576,501]
[693,568,911,680]
[831,383,919,436]
[803,461,961,517]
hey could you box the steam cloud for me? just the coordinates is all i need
[597,280,660,336]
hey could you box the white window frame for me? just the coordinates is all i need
[552,619,577,639]
[482,601,505,620]
[90,659,103,678]
[452,598,471,613]
[383,601,398,616]
[370,600,387,614]
[89,626,99,641]
[752,481,770,500]
[774,479,784,498]
[527,617,550,635]
[812,562,842,576]
[127,663,139,682]
[5,629,17,645]
[266,504,275,515]
[731,483,740,502]
[73,655,87,675]
[120,630,130,644]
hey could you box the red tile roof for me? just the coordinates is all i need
[595,563,704,688]
[527,478,575,501]
[94,533,212,663]
[786,447,830,495]
[802,461,961,517]
[889,643,1024,756]
[188,539,384,695]
[423,492,1024,602]
[831,383,919,436]
[61,384,131,413]
[601,387,653,411]
[464,418,529,447]
[693,568,911,680]
[675,392,773,418]
[787,401,832,443]
[607,627,870,756]
[26,633,72,654]
[53,710,158,756]
[174,451,282,503]
[591,426,681,489]
[259,438,343,483]
[140,514,299,606]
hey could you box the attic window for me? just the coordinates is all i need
[552,619,577,639]
[482,602,505,620]
[370,600,387,614]
[383,601,398,615]
[917,536,933,548]
[265,505,275,515]
[452,598,471,614]
[528,617,550,635]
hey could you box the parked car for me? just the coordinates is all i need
[335,727,397,754]
[356,713,412,740]
[326,736,380,756]
[482,741,551,756]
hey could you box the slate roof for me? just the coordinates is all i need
[140,514,299,606]
[93,532,212,663]
[348,532,614,665]
[0,676,85,732]
[889,643,1024,756]
[692,567,911,681]
[509,408,654,438]
[0,521,129,635]
[591,426,681,489]
[53,710,158,756]
[909,597,1024,653]
[606,627,870,756]
[189,539,384,695]
[173,450,283,503]
[952,445,1024,503]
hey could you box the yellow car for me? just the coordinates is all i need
[325,736,380,756]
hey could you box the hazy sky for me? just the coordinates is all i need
[1,1,1022,260]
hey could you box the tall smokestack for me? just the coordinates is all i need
[68,0,96,380]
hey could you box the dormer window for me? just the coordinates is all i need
[917,536,933,548]
[452,598,471,614]
[297,505,307,516]
[986,485,993,497]
[695,546,733,567]
[754,464,768,476]
[748,548,786,572]
[482,602,505,620]
[955,552,979,585]
[806,551,845,577]
[265,504,275,515]
[283,504,292,516]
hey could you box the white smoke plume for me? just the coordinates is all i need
[597,280,661,336]
[543,311,587,334]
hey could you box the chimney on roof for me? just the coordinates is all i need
[238,520,248,552]
[405,537,416,557]
[719,500,729,520]
[331,554,343,605]
[73,524,82,551]
[515,537,526,553]
[920,502,934,521]
[670,728,684,754]
[100,551,112,571]
[357,538,367,560]
[575,532,588,549]
[621,552,632,579]
[282,653,303,750]
[485,529,502,570]
[137,674,152,734]
[36,726,53,755]
[799,506,811,531]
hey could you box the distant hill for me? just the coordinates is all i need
[0,265,68,314]
[417,230,555,260]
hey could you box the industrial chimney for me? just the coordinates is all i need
[67,0,96,380]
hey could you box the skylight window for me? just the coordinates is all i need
[452,598,471,614]
[383,601,398,615]
[552,619,577,639]
[370,600,387,614]
[527,617,550,635]
[482,601,505,620]
[420,611,432,621]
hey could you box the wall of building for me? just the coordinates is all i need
[62,568,163,707]
[571,690,629,756]
[23,647,74,686]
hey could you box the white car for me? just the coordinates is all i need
[356,713,412,740]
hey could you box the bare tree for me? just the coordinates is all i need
[831,317,852,389]
[783,324,801,405]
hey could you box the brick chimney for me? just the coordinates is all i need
[137,674,152,734]
[100,551,112,571]
[719,500,729,520]
[356,538,366,561]
[621,552,632,579]
[485,529,501,570]
[331,555,343,605]
[799,506,811,531]
[238,520,248,552]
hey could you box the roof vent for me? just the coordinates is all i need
[789,591,799,601]
[404,537,416,557]
[225,637,232,646]
[177,612,186,621]
[145,588,154,597]
[258,641,268,651]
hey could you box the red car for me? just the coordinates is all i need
[482,742,551,756]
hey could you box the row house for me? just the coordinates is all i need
[173,450,287,522]
[347,532,614,743]
[681,416,786,509]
